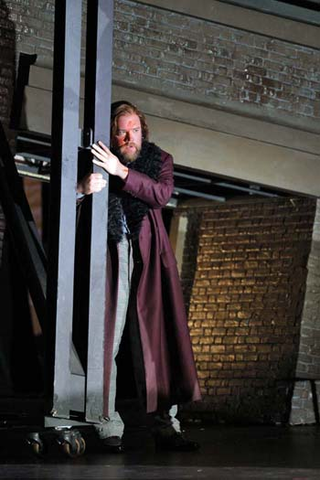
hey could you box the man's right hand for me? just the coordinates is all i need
[77,173,107,195]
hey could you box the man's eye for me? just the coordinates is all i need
[133,128,140,133]
[117,130,126,136]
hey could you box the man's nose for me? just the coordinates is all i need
[125,130,132,141]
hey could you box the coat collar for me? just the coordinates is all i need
[108,142,162,243]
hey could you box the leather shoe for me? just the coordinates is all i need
[100,435,124,453]
[155,432,200,452]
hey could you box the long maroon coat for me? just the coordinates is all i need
[103,149,201,415]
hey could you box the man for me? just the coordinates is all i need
[77,101,201,452]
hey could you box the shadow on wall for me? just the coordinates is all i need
[0,1,43,396]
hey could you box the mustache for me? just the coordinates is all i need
[121,142,137,148]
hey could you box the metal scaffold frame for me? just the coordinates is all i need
[47,0,113,425]
[0,0,114,455]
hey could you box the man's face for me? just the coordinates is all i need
[114,113,142,163]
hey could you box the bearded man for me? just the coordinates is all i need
[77,101,201,453]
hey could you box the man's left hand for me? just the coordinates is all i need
[91,141,128,180]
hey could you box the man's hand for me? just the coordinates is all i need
[91,141,128,180]
[77,172,107,195]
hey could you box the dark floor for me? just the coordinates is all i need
[1,420,320,479]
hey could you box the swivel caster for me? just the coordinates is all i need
[56,429,86,458]
[26,432,46,457]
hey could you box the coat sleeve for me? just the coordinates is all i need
[121,152,174,209]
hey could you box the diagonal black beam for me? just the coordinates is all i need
[0,121,46,325]
[84,0,114,423]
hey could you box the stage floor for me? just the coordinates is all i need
[0,422,320,479]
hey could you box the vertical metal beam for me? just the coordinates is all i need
[84,0,114,422]
[10,53,37,129]
[47,0,82,418]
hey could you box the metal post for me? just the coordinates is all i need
[84,0,114,422]
[47,0,82,418]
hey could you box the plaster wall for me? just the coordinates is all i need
[23,69,320,196]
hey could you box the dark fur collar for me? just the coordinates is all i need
[108,141,162,243]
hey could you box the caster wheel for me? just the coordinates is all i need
[30,440,44,456]
[60,438,81,458]
[77,436,86,456]
[56,429,86,458]
[27,433,46,457]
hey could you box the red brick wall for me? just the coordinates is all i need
[180,197,316,423]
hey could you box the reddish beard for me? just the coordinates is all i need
[119,142,141,162]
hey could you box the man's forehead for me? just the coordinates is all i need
[117,113,141,128]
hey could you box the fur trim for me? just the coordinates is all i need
[108,141,162,243]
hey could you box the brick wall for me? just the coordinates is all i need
[0,1,15,130]
[2,0,320,125]
[0,1,16,261]
[181,197,316,423]
[6,0,55,67]
[113,1,320,123]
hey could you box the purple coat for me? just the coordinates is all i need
[103,150,201,414]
